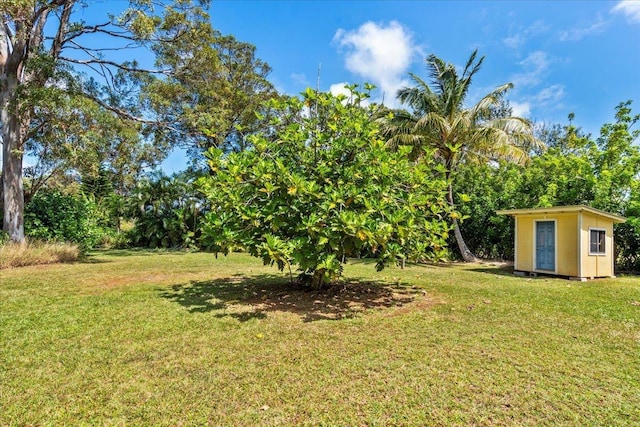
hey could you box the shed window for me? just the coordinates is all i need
[589,228,606,255]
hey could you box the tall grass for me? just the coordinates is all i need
[0,240,80,269]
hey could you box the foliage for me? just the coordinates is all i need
[126,172,205,249]
[24,190,108,249]
[453,162,521,259]
[23,88,157,203]
[378,50,542,261]
[0,0,225,242]
[593,101,640,271]
[454,101,640,270]
[147,31,278,162]
[199,87,452,287]
[616,204,640,271]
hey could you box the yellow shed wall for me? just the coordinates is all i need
[514,216,533,272]
[557,214,578,277]
[580,212,614,277]
[514,213,578,276]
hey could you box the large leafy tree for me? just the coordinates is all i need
[452,161,522,259]
[0,0,215,241]
[145,32,278,163]
[199,87,452,288]
[378,50,542,261]
[23,93,155,203]
[591,101,640,215]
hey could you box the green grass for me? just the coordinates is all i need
[1,251,639,426]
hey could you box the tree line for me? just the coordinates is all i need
[2,1,638,283]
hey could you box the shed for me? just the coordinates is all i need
[496,205,626,280]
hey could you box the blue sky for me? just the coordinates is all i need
[22,0,640,173]
[163,0,639,173]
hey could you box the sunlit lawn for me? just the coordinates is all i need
[1,250,639,426]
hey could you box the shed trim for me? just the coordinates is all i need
[577,212,583,277]
[588,227,607,256]
[496,205,626,223]
[514,216,518,268]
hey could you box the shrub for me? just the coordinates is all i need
[126,172,205,249]
[24,190,105,249]
[616,202,640,272]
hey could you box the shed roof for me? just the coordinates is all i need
[496,205,626,223]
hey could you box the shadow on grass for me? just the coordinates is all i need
[469,265,514,277]
[160,275,423,322]
[95,249,190,257]
[345,258,460,271]
[78,254,111,264]
[82,249,193,264]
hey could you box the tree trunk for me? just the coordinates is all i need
[1,4,58,243]
[447,182,477,262]
[1,88,26,243]
[311,269,327,290]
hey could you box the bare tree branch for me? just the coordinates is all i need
[59,22,189,46]
[50,0,74,59]
[82,93,181,136]
[65,40,126,91]
[60,56,170,75]
[60,21,113,45]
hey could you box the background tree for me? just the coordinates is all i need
[452,161,522,259]
[24,189,108,249]
[454,102,639,270]
[1,0,212,242]
[378,50,542,261]
[23,92,155,204]
[144,31,278,166]
[126,170,205,249]
[199,87,452,288]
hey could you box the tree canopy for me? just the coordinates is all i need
[453,101,639,269]
[199,87,452,287]
[1,0,276,242]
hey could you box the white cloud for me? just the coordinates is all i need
[511,85,566,119]
[510,101,531,118]
[503,20,549,49]
[511,51,551,88]
[520,51,550,73]
[290,72,309,87]
[612,0,640,24]
[329,82,371,106]
[333,21,418,105]
[329,82,352,98]
[558,16,608,41]
[533,84,566,105]
[509,53,565,117]
[503,34,524,50]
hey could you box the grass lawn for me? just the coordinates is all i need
[1,250,639,426]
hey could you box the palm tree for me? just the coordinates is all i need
[379,50,543,261]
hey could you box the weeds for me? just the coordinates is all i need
[0,240,80,269]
